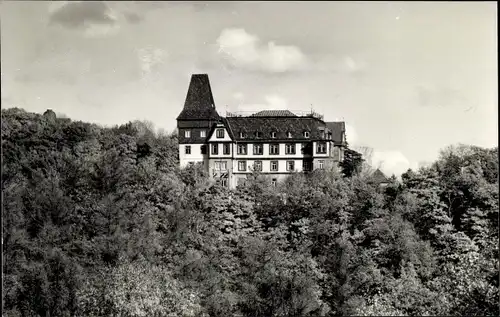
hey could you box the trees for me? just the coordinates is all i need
[2,109,498,317]
[339,148,363,177]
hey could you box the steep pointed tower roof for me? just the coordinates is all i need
[176,74,220,121]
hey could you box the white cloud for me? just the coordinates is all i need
[136,47,167,80]
[235,94,289,112]
[216,28,308,73]
[314,55,367,74]
[371,150,418,177]
[345,123,358,145]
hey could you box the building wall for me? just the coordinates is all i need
[179,143,208,168]
[232,142,311,159]
[208,157,233,187]
[232,159,306,174]
[180,139,345,188]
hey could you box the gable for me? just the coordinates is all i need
[207,122,233,142]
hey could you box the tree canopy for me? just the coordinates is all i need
[2,108,498,317]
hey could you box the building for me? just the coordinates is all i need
[177,74,348,188]
[370,168,390,187]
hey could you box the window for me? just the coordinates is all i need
[185,145,191,154]
[223,143,230,155]
[216,129,225,138]
[239,132,246,138]
[304,131,310,138]
[319,128,325,139]
[237,144,247,155]
[253,161,262,171]
[271,131,277,138]
[215,161,227,171]
[270,161,278,171]
[287,132,292,138]
[185,130,191,138]
[286,161,295,171]
[317,142,327,154]
[303,161,312,171]
[212,144,218,155]
[318,160,325,169]
[285,144,295,154]
[221,179,228,187]
[200,130,206,138]
[255,131,262,138]
[269,144,280,155]
[238,161,247,171]
[271,178,277,187]
[200,145,207,154]
[253,144,263,155]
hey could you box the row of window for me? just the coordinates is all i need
[238,131,311,139]
[184,128,331,140]
[184,143,327,155]
[214,160,322,172]
[184,129,224,139]
[184,130,207,138]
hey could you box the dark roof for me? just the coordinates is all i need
[325,122,346,144]
[371,169,389,184]
[251,110,297,117]
[177,74,221,121]
[221,117,236,140]
[225,116,341,142]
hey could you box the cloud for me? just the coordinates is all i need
[345,123,358,145]
[234,94,289,112]
[371,150,418,177]
[48,1,145,37]
[216,28,308,73]
[314,55,368,74]
[124,12,143,24]
[136,47,167,80]
[49,1,116,28]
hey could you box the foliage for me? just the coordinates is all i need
[2,108,498,317]
[339,148,364,177]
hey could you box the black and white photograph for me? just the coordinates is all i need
[1,1,498,316]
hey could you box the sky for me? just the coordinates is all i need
[1,1,497,176]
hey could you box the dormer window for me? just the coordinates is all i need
[287,132,292,138]
[239,132,246,139]
[255,131,262,138]
[200,130,206,138]
[185,130,191,138]
[319,128,325,139]
[304,131,310,138]
[271,131,277,138]
[216,129,225,138]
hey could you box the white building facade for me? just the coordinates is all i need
[177,74,347,189]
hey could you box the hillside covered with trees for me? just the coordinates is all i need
[2,108,498,316]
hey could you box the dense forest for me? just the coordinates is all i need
[2,108,499,317]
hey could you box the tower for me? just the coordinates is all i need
[177,74,220,169]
